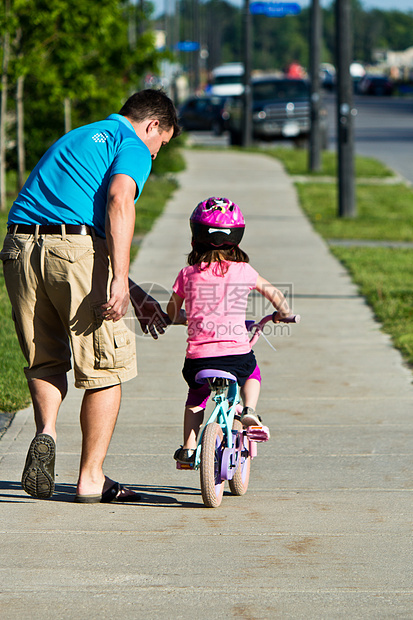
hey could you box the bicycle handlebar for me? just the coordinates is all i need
[247,313,300,347]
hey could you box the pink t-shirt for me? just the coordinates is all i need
[172,261,259,359]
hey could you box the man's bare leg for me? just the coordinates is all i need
[28,374,68,441]
[22,374,67,498]
[76,384,135,499]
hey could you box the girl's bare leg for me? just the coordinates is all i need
[241,378,261,411]
[183,405,204,450]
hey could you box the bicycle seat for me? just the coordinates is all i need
[195,369,237,385]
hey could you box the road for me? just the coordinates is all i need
[188,93,413,183]
[325,93,413,183]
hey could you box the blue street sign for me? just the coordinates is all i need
[250,2,301,17]
[174,41,200,52]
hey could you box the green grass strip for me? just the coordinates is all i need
[131,176,179,263]
[331,246,413,365]
[248,146,394,178]
[0,210,31,412]
[297,183,413,241]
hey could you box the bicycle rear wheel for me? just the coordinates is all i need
[200,422,225,508]
[229,419,251,496]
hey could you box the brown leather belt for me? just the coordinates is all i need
[7,224,93,236]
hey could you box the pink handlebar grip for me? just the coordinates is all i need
[272,312,301,323]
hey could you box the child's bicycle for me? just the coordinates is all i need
[176,311,300,508]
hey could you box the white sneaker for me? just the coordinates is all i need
[241,407,262,427]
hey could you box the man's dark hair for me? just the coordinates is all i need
[119,89,180,138]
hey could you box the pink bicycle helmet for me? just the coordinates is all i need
[190,197,245,247]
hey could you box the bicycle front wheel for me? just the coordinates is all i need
[200,422,225,508]
[229,419,251,496]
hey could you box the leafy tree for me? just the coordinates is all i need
[0,0,13,209]
[1,0,167,193]
[377,9,413,52]
[322,1,413,65]
[253,9,310,71]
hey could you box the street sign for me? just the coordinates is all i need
[250,2,301,17]
[174,41,200,52]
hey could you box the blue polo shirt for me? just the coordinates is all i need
[8,114,152,238]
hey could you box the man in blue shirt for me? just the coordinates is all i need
[1,89,180,503]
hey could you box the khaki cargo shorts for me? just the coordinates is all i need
[0,231,137,388]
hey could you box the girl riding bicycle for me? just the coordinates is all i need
[167,197,291,465]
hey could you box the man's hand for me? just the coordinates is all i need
[102,276,130,322]
[129,278,170,340]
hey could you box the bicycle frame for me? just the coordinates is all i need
[193,375,241,472]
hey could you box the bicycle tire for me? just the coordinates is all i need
[229,419,251,496]
[200,422,225,508]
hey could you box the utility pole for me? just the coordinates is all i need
[309,0,322,172]
[193,0,200,92]
[242,0,252,147]
[336,0,356,217]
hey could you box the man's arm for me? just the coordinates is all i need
[102,174,137,322]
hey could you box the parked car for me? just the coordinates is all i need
[357,75,394,96]
[208,63,244,97]
[178,95,229,135]
[226,77,328,147]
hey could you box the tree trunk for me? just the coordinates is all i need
[16,75,26,190]
[64,97,72,133]
[0,28,10,211]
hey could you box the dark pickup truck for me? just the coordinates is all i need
[226,76,328,148]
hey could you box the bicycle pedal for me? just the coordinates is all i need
[176,462,194,470]
[246,425,270,442]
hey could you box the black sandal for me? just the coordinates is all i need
[75,481,141,503]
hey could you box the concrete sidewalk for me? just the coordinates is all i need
[1,150,412,619]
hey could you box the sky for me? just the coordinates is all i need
[323,0,413,8]
[321,0,413,8]
[151,0,413,18]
